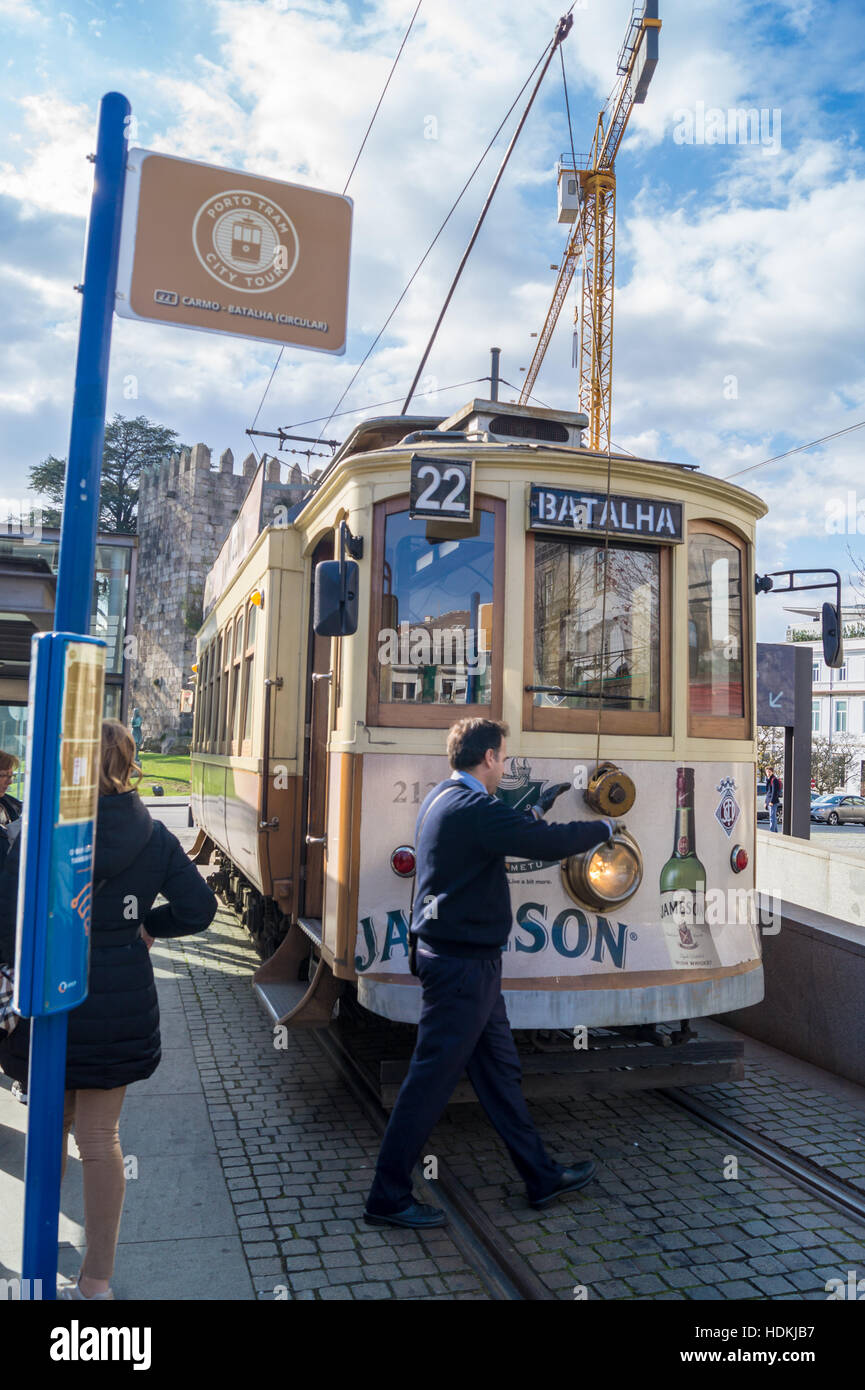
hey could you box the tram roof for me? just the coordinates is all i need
[288,399,766,524]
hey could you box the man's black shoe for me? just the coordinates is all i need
[363,1200,447,1229]
[529,1160,597,1209]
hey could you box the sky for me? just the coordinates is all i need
[1,0,864,642]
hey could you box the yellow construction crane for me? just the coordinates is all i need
[519,1,661,450]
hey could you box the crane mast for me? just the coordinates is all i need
[519,1,660,451]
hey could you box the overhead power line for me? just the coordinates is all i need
[724,419,865,480]
[246,1,423,446]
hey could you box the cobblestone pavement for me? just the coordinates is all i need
[166,905,487,1300]
[694,1065,865,1194]
[169,904,865,1301]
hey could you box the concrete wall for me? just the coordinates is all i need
[718,830,865,1086]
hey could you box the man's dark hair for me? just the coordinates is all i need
[447,718,509,770]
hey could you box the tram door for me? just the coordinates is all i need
[301,537,333,920]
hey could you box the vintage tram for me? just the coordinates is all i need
[190,395,773,1085]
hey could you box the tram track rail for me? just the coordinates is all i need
[662,1087,865,1228]
[313,1027,551,1301]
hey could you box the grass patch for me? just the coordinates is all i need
[136,753,191,798]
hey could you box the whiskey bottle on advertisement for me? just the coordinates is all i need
[659,767,720,968]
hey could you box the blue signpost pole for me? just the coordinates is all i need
[21,91,129,1297]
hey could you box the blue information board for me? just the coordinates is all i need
[14,633,106,1018]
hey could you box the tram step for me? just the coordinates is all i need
[254,980,310,1023]
[297,917,323,944]
[252,922,343,1029]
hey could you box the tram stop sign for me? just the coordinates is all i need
[115,149,352,353]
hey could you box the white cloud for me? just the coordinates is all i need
[0,94,95,216]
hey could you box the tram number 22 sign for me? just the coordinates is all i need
[409,455,475,523]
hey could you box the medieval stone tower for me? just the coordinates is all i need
[131,443,308,750]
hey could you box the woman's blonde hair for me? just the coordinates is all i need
[99,719,142,795]
[0,751,19,774]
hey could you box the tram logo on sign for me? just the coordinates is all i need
[192,190,300,293]
[714,777,740,837]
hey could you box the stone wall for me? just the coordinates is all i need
[130,445,310,750]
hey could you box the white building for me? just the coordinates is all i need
[785,604,865,794]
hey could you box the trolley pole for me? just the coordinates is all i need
[21,91,129,1297]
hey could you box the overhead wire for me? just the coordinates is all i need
[312,17,575,451]
[246,1,424,452]
[280,377,488,432]
[723,419,865,480]
[343,0,424,197]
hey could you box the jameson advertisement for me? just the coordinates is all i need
[353,754,759,979]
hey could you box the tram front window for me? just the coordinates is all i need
[377,509,495,706]
[688,530,744,719]
[532,537,660,711]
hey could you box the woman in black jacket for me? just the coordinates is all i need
[0,750,23,870]
[0,719,217,1300]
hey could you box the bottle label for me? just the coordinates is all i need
[676,835,689,856]
[659,890,721,969]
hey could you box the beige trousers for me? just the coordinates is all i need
[61,1086,127,1280]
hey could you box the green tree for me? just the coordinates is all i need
[28,414,180,534]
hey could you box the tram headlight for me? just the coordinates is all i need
[561,828,643,911]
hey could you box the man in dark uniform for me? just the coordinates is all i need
[364,717,615,1229]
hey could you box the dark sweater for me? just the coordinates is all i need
[412,778,611,957]
[0,790,217,1090]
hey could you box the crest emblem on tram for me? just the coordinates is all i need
[191,189,300,293]
[714,776,740,837]
[497,757,557,872]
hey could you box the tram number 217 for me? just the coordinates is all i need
[393,781,438,804]
[409,455,475,522]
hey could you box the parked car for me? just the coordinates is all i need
[756,780,783,822]
[810,794,865,825]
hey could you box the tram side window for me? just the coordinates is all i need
[204,641,216,751]
[240,601,257,752]
[212,634,223,751]
[228,612,243,752]
[373,505,497,718]
[530,536,662,722]
[688,524,748,736]
[219,628,231,752]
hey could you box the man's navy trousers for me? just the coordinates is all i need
[366,945,563,1214]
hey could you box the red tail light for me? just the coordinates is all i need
[730,845,748,873]
[391,846,416,877]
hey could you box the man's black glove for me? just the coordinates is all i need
[534,782,572,817]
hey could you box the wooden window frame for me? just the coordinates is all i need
[687,519,752,740]
[228,609,243,754]
[239,601,257,757]
[523,529,672,736]
[218,627,231,753]
[366,493,505,728]
[210,634,222,753]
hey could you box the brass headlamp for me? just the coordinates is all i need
[561,826,643,912]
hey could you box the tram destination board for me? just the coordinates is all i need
[409,454,475,522]
[115,149,352,353]
[529,483,683,542]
